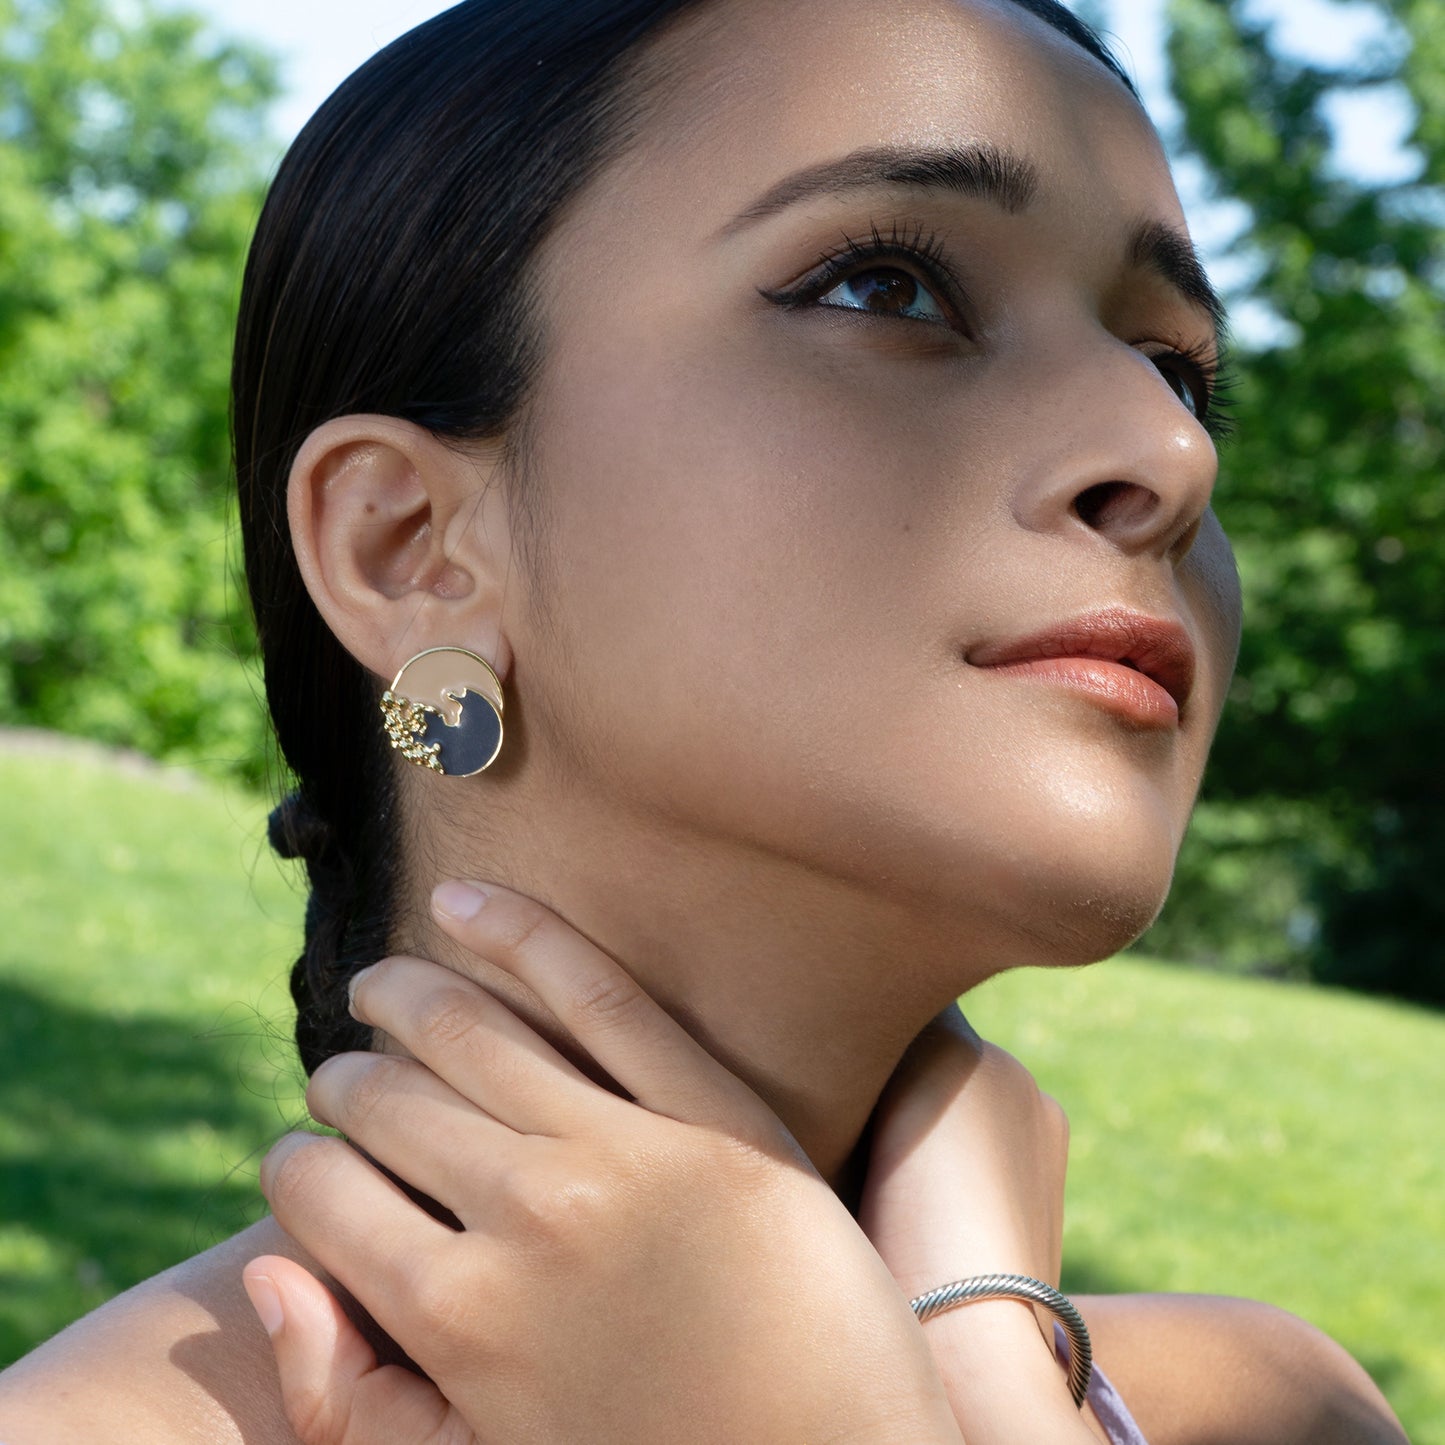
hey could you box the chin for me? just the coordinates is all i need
[988,813,1180,967]
[890,775,1185,970]
[1022,878,1170,965]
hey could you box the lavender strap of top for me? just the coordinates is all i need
[1053,1321,1151,1445]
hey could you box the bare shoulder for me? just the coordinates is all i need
[1075,1291,1409,1445]
[0,1221,300,1445]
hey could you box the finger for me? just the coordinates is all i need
[347,957,621,1137]
[243,1256,462,1445]
[260,1132,470,1346]
[430,880,765,1130]
[243,1255,375,1443]
[306,1051,519,1223]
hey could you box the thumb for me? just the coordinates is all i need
[242,1256,464,1445]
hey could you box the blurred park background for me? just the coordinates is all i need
[0,0,1441,1436]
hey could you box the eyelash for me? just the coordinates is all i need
[761,221,1239,444]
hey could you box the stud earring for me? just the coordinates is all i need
[380,647,505,777]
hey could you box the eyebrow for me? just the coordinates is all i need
[1128,219,1228,345]
[716,142,1041,235]
[718,142,1227,343]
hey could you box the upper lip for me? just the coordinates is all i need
[966,607,1197,711]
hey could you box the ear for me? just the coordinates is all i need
[287,415,516,688]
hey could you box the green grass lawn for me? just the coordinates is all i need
[1,738,1440,1441]
[0,738,307,1354]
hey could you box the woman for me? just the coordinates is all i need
[0,0,1409,1440]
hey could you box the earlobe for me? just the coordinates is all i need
[287,414,515,688]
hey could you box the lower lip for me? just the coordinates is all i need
[976,657,1180,727]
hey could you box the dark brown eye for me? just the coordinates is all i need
[1154,356,1206,420]
[817,266,947,323]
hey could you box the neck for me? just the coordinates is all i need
[395,780,1012,1192]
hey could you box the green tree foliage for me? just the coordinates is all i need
[0,0,276,781]
[1156,0,1444,1002]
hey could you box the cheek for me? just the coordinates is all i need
[512,323,1005,853]
[526,328,967,707]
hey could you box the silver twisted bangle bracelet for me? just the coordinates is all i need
[910,1272,1093,1410]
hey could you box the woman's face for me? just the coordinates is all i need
[503,0,1242,965]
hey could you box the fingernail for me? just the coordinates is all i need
[347,964,377,1017]
[433,880,490,922]
[243,1271,284,1337]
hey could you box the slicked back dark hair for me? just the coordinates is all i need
[234,0,1137,1075]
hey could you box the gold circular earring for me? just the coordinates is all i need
[379,647,505,777]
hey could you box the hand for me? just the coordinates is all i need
[860,1005,1068,1296]
[858,1006,1091,1443]
[246,881,962,1445]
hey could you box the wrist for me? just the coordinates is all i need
[912,1274,1089,1409]
[919,1298,1087,1431]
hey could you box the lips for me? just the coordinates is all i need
[966,608,1197,722]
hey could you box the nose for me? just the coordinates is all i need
[1011,336,1220,564]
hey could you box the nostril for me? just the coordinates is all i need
[1073,480,1159,533]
